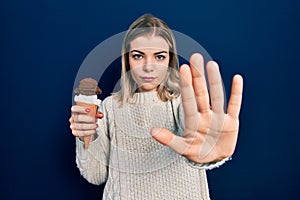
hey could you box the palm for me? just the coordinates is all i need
[151,53,243,164]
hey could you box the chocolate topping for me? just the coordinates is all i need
[74,78,102,96]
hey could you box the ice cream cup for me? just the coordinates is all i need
[76,101,98,149]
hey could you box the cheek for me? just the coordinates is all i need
[129,64,141,83]
[129,57,143,70]
[129,59,140,78]
[160,59,170,71]
[128,58,135,70]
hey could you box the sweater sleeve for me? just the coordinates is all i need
[171,96,231,170]
[75,97,111,185]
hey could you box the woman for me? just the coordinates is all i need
[70,14,243,199]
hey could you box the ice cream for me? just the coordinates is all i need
[74,78,102,149]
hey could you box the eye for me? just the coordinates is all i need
[132,54,143,60]
[156,55,166,60]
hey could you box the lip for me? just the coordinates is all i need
[141,76,156,82]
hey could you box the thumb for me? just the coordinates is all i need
[150,127,189,155]
[150,127,175,146]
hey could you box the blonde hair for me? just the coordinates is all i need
[114,14,180,104]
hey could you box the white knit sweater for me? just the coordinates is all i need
[76,92,228,200]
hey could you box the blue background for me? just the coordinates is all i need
[1,0,299,199]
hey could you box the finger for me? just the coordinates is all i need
[73,114,96,123]
[190,53,210,113]
[207,61,224,113]
[71,105,91,114]
[69,116,73,123]
[72,129,96,137]
[96,112,104,119]
[150,128,189,155]
[179,64,198,118]
[70,123,98,131]
[227,74,243,119]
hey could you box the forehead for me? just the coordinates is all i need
[130,36,169,51]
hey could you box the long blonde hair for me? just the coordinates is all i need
[114,14,180,104]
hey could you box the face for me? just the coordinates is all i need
[129,35,170,92]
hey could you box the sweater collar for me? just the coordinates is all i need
[131,91,160,104]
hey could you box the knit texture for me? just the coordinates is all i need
[76,92,227,200]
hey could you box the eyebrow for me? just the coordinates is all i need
[130,50,168,55]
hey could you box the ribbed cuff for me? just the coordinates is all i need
[185,157,232,170]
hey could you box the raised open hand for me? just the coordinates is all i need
[151,53,243,164]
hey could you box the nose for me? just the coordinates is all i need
[143,57,155,72]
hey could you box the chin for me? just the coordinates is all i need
[139,83,158,92]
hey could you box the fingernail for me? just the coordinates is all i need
[150,127,161,136]
[97,112,104,119]
[85,108,90,113]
